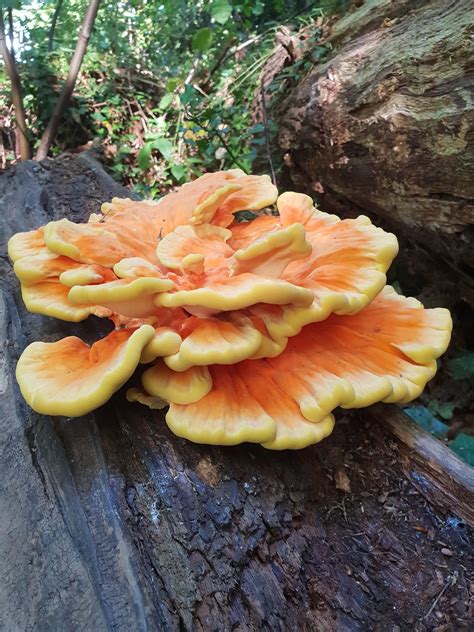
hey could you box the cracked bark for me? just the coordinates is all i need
[1,153,472,631]
[275,0,474,282]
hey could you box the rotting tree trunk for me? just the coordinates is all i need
[275,0,474,279]
[1,153,473,631]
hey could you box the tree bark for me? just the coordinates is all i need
[36,0,101,161]
[275,0,473,277]
[0,8,31,161]
[1,153,473,631]
[7,6,14,59]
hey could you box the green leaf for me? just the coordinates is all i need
[180,84,196,105]
[159,93,174,109]
[192,27,214,53]
[210,0,232,24]
[138,138,174,169]
[450,433,474,466]
[3,0,22,8]
[427,399,455,421]
[447,352,474,381]
[166,78,181,92]
[171,164,186,181]
[138,142,153,170]
[152,138,174,159]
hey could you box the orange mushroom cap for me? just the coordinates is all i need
[9,171,451,449]
[140,287,452,449]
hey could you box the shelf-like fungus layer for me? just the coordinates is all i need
[9,171,452,449]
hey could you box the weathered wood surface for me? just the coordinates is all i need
[1,154,473,631]
[368,404,474,527]
[275,0,474,276]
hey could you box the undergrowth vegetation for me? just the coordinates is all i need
[0,0,347,196]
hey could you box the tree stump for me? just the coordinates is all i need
[1,154,473,631]
[275,0,474,279]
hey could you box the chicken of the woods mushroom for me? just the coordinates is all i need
[9,169,452,449]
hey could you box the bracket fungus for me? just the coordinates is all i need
[9,169,452,449]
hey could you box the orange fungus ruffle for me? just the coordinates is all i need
[9,170,452,449]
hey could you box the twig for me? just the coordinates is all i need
[209,38,237,77]
[173,108,183,152]
[132,98,149,134]
[213,0,317,76]
[231,52,273,92]
[187,115,248,173]
[424,571,458,620]
[192,83,208,97]
[184,57,200,86]
[211,34,262,76]
[213,127,248,173]
[47,0,64,53]
[260,78,276,185]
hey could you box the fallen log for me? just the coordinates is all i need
[275,0,474,283]
[1,154,472,631]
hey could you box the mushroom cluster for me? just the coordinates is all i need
[9,169,452,449]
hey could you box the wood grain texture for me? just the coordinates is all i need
[1,154,473,631]
[367,404,474,527]
[276,0,474,275]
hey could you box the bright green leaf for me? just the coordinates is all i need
[210,0,232,24]
[192,27,214,53]
[171,164,186,181]
[152,138,174,160]
[138,142,153,170]
[180,84,196,105]
[159,93,174,109]
[166,78,181,92]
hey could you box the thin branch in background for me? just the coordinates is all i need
[212,33,263,76]
[210,127,248,173]
[47,0,64,53]
[211,1,318,79]
[36,0,101,161]
[209,37,238,77]
[184,56,200,86]
[0,8,31,161]
[259,78,276,185]
[7,6,14,59]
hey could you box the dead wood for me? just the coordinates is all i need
[0,154,472,631]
